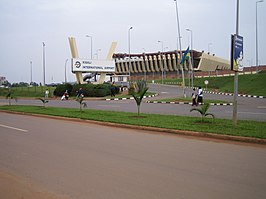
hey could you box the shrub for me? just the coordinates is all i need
[93,84,111,97]
[71,84,93,97]
[54,83,120,98]
[54,83,73,97]
[71,83,115,97]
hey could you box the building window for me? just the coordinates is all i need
[118,76,123,81]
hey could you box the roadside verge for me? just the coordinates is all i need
[1,110,265,146]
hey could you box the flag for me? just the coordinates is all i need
[180,47,190,64]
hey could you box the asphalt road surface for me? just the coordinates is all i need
[1,84,265,121]
[1,113,266,199]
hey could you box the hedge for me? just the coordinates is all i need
[54,83,119,97]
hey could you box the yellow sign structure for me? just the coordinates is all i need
[68,37,117,84]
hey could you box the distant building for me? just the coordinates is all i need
[113,50,230,81]
[0,76,6,85]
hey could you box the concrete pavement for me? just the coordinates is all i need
[1,112,266,199]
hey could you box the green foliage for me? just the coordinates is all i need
[11,82,29,87]
[190,103,215,122]
[1,105,266,139]
[53,83,73,97]
[70,83,115,97]
[93,84,113,97]
[0,86,55,98]
[130,80,149,115]
[71,84,92,97]
[193,72,266,96]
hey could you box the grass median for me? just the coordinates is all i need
[1,105,265,139]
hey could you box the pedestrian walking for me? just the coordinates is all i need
[110,82,116,97]
[197,86,203,104]
[45,89,49,99]
[191,88,197,106]
[76,88,84,98]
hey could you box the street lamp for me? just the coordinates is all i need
[86,35,93,59]
[30,61,33,84]
[174,0,185,97]
[42,42,46,86]
[158,40,164,52]
[128,26,133,81]
[208,42,212,54]
[96,49,101,59]
[256,0,263,73]
[186,28,194,88]
[64,59,68,83]
[158,40,164,84]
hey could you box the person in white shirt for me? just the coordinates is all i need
[197,86,203,104]
[45,89,49,99]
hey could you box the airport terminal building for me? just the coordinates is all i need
[113,50,230,80]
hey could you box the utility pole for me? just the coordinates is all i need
[30,61,33,84]
[233,0,239,126]
[42,42,46,86]
[128,27,133,81]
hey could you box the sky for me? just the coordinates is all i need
[0,0,265,84]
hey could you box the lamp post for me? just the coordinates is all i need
[42,42,46,86]
[186,28,194,88]
[158,40,164,52]
[256,0,264,73]
[86,35,93,59]
[233,0,240,126]
[64,59,68,83]
[96,49,101,59]
[128,26,133,81]
[158,40,164,84]
[174,0,185,97]
[208,42,212,54]
[30,61,33,84]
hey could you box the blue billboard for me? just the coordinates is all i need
[231,34,243,71]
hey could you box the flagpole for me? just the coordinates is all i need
[174,0,185,97]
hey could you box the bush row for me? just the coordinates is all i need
[53,83,120,97]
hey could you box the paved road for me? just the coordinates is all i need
[1,113,266,199]
[1,84,266,121]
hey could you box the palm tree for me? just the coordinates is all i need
[130,80,149,116]
[76,95,87,112]
[190,103,215,122]
[37,98,49,108]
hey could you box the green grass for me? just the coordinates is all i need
[193,73,266,96]
[1,105,265,139]
[0,86,55,98]
[151,72,266,96]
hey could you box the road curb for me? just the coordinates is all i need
[146,101,233,106]
[203,91,266,99]
[104,93,158,101]
[1,110,265,146]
